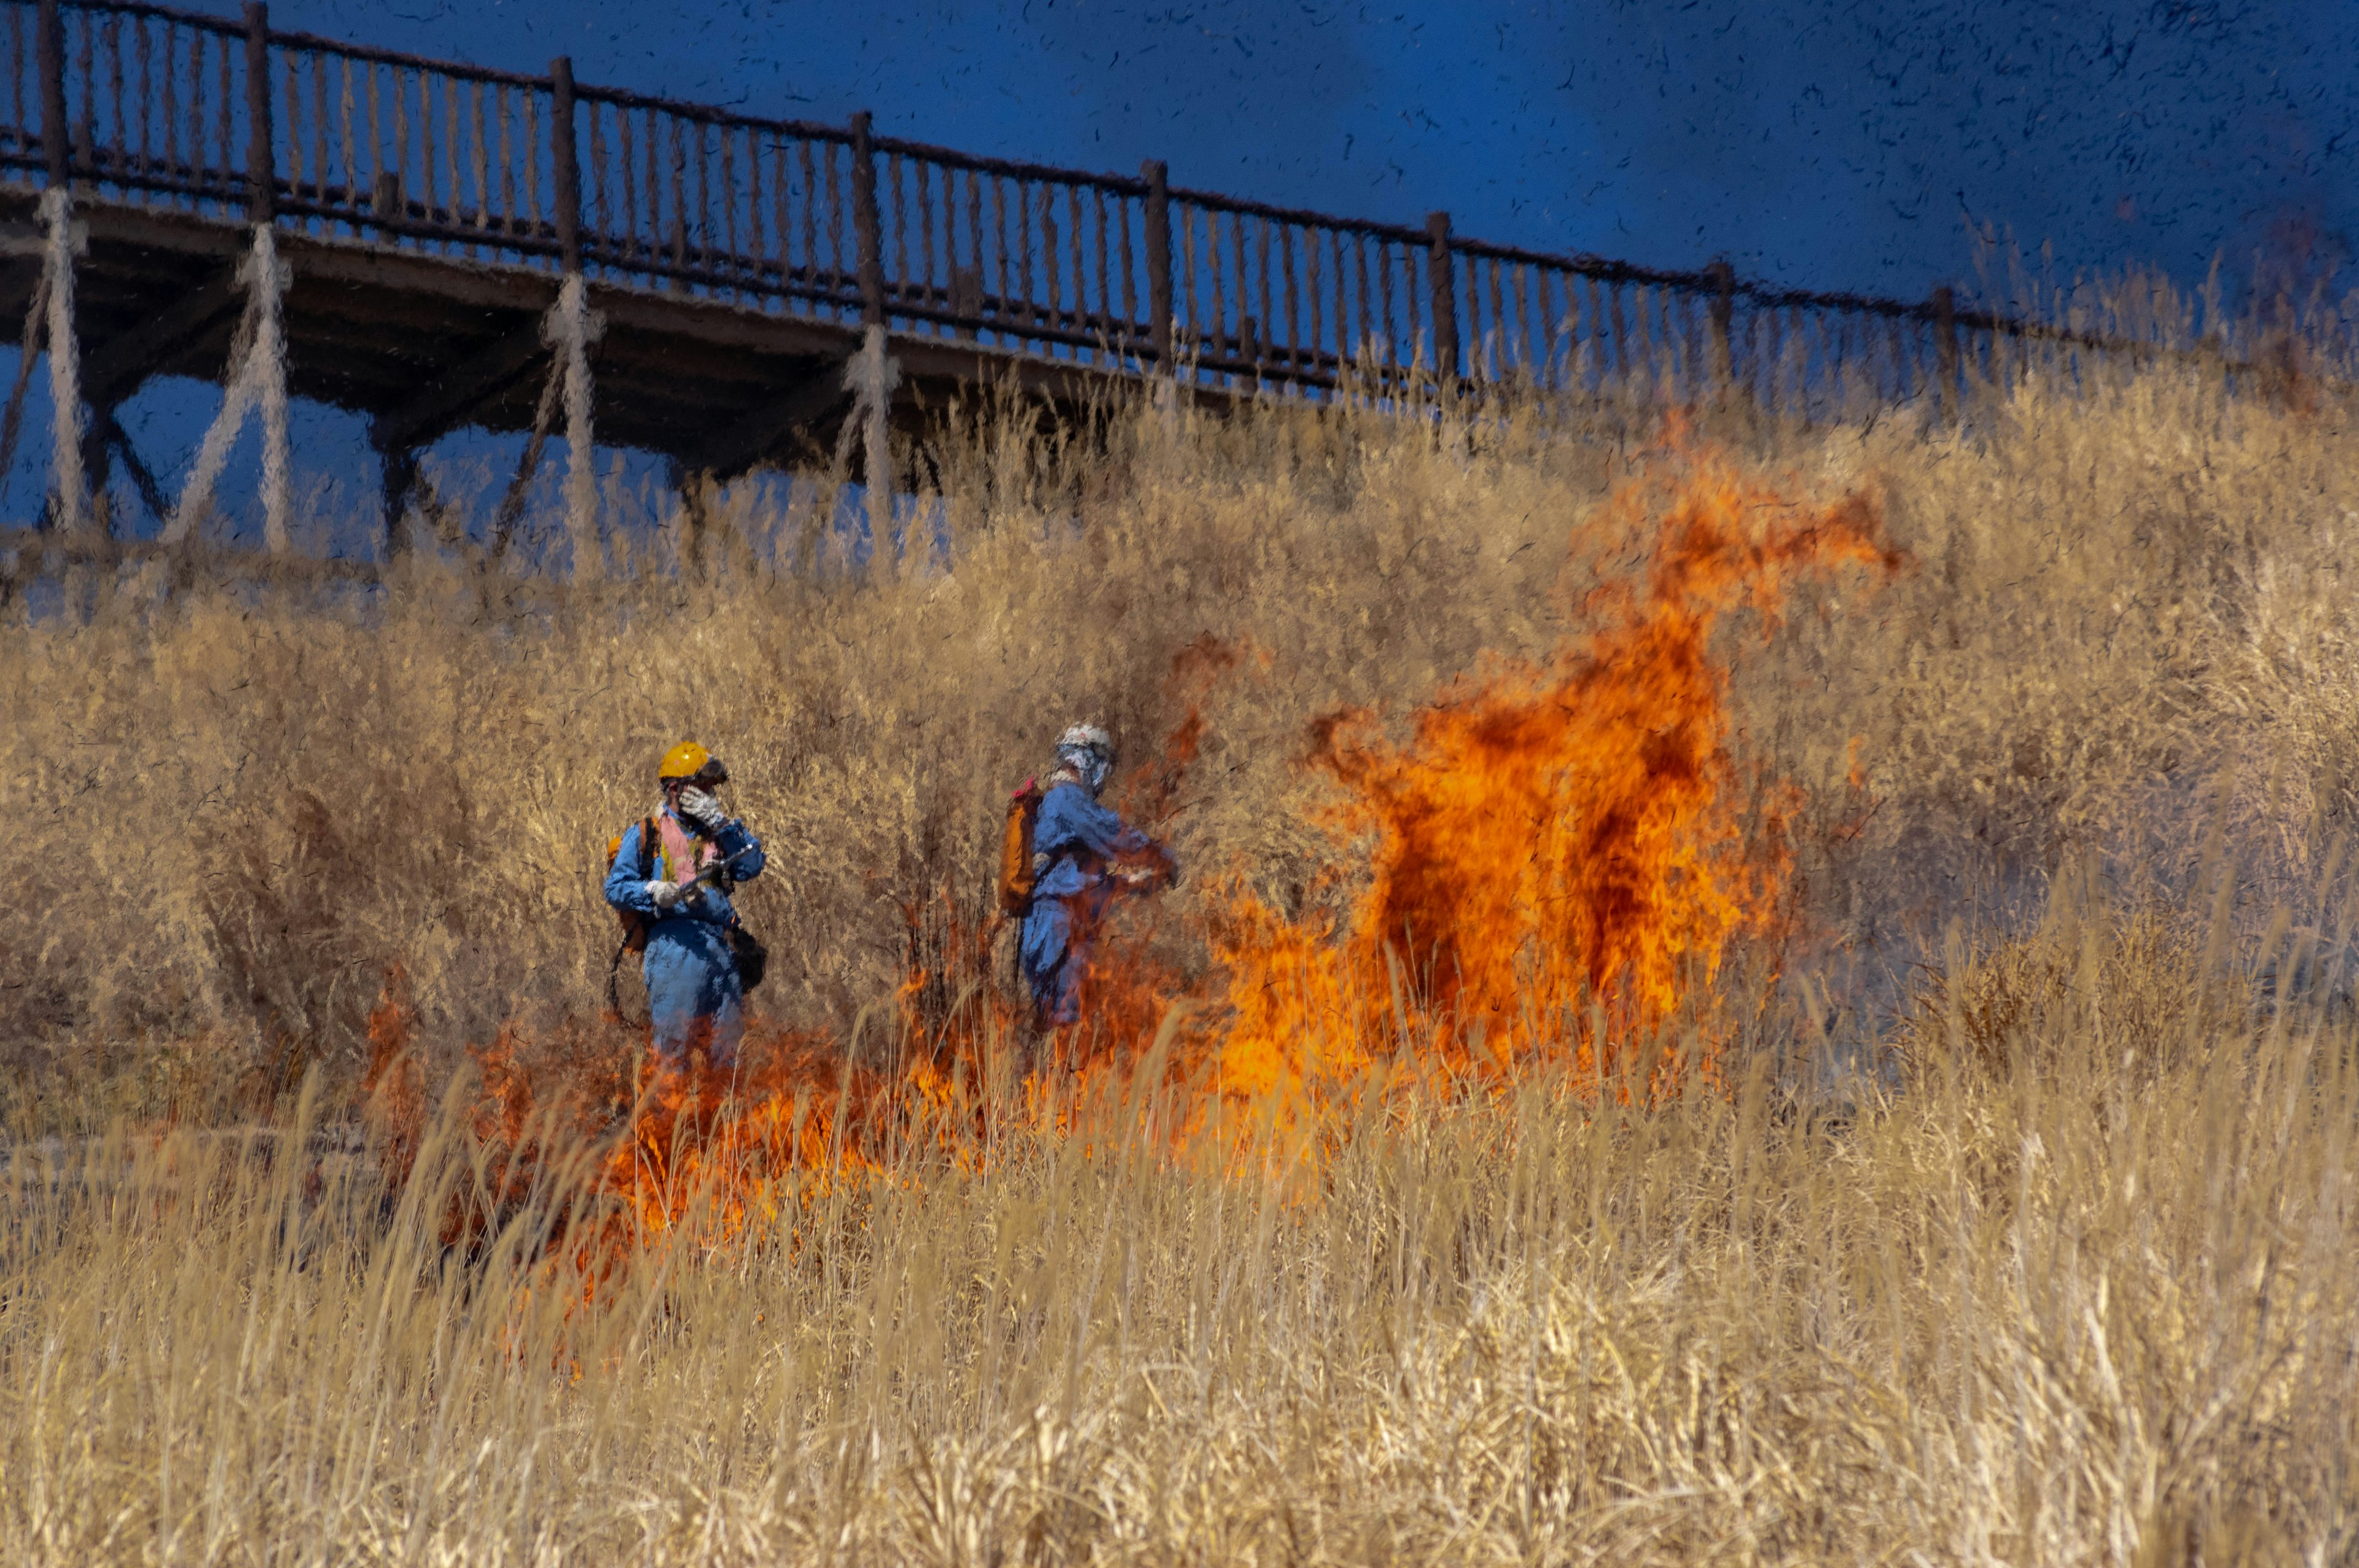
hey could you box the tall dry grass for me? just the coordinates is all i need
[5,348,2359,1559]
[6,900,2356,1561]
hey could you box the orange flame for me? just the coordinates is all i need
[366,441,1898,1287]
[1211,455,1896,1116]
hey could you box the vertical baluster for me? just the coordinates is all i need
[1329,230,1348,380]
[586,100,607,259]
[617,104,637,261]
[1578,276,1602,389]
[1347,232,1367,373]
[1042,189,1066,346]
[364,57,381,222]
[213,34,231,199]
[440,74,458,231]
[988,174,1007,338]
[281,50,299,212]
[1204,209,1226,367]
[723,122,741,288]
[637,107,655,265]
[136,18,151,180]
[745,126,764,293]
[72,9,90,179]
[308,51,324,204]
[411,68,430,222]
[1299,226,1316,380]
[913,158,934,326]
[103,15,123,190]
[1088,186,1108,346]
[518,87,538,235]
[1489,258,1509,381]
[797,139,818,287]
[1229,210,1249,367]
[337,57,352,229]
[1117,187,1136,345]
[1401,243,1423,377]
[966,168,985,333]
[772,136,791,292]
[1629,286,1654,386]
[667,115,686,278]
[390,66,407,224]
[1422,214,1455,383]
[467,78,487,243]
[493,84,512,235]
[694,119,711,279]
[1068,185,1087,341]
[10,9,24,165]
[888,151,906,312]
[168,25,186,194]
[1180,206,1200,365]
[1014,179,1035,335]
[1507,263,1529,382]
[1603,283,1626,383]
[823,137,843,298]
[1374,236,1395,373]
[1261,216,1281,372]
[1458,254,1482,379]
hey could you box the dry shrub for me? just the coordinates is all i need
[7,335,2359,1559]
[1890,894,2251,1082]
[8,356,2359,1123]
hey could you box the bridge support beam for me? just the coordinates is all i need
[552,274,601,580]
[39,189,85,533]
[162,225,291,554]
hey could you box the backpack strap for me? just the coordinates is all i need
[637,816,657,881]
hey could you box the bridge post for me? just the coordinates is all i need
[34,1,84,532]
[848,111,893,549]
[1425,211,1457,387]
[850,111,885,326]
[550,58,581,275]
[1143,160,1172,373]
[243,3,273,223]
[1706,258,1735,395]
[1931,285,1960,421]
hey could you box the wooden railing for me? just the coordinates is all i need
[0,0,2329,421]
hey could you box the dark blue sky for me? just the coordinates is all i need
[22,0,2359,539]
[277,0,2359,306]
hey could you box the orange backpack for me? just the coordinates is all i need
[996,779,1044,915]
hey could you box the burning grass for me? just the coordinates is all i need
[9,355,2359,1559]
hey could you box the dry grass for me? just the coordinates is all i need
[6,349,2359,1561]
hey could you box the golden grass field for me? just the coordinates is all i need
[6,340,2359,1562]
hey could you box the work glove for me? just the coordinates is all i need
[645,879,687,912]
[675,787,728,834]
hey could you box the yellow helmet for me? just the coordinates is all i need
[657,741,725,784]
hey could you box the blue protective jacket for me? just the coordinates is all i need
[1030,780,1154,897]
[1019,779,1167,1025]
[604,806,767,1064]
[603,808,767,929]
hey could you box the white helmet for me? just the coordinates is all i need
[1056,722,1114,794]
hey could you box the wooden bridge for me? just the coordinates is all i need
[0,0,2307,573]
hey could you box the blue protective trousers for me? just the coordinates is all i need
[1019,897,1087,1027]
[642,918,745,1068]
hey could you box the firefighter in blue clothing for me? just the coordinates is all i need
[603,742,767,1069]
[1018,723,1176,1031]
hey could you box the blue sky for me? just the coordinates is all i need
[295,0,2358,303]
[21,0,2359,540]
